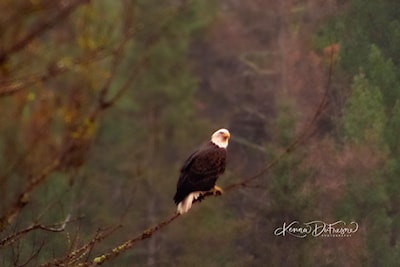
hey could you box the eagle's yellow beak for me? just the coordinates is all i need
[222,131,230,140]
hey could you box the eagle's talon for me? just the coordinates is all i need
[213,185,224,196]
[197,193,205,202]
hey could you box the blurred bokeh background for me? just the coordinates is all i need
[1,0,400,266]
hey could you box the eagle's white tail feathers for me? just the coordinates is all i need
[177,191,202,214]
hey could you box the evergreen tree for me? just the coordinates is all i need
[318,1,400,265]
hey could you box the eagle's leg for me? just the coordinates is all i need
[212,185,224,196]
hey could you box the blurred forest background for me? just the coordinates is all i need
[1,0,400,266]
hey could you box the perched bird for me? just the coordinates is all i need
[174,128,230,214]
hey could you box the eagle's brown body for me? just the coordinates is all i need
[173,141,227,205]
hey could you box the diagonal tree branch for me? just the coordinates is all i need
[38,225,122,267]
[76,52,334,266]
[0,159,61,233]
[77,214,180,267]
[0,214,76,248]
[0,0,90,64]
[0,48,111,98]
[95,0,190,111]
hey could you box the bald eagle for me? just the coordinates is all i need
[174,128,230,214]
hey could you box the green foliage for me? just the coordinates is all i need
[274,97,298,146]
[319,2,400,266]
[342,0,400,72]
[312,18,345,52]
[4,0,400,266]
[364,45,400,108]
[385,100,400,154]
[317,1,400,265]
[231,96,319,266]
[342,72,386,145]
[0,1,220,266]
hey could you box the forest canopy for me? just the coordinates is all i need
[1,0,400,266]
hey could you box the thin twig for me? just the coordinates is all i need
[0,48,110,97]
[0,159,61,233]
[38,225,122,267]
[0,0,89,64]
[0,214,74,248]
[78,213,180,267]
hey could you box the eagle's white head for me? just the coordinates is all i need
[211,128,230,148]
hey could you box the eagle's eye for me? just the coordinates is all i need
[219,131,229,140]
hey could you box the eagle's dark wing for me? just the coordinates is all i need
[174,142,226,204]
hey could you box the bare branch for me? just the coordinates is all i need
[77,214,180,266]
[38,225,122,267]
[0,0,90,64]
[95,0,188,111]
[222,49,334,192]
[0,44,126,97]
[19,241,45,267]
[0,214,75,248]
[94,0,136,107]
[0,159,61,233]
